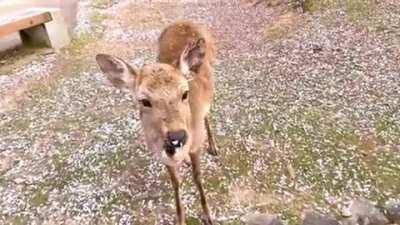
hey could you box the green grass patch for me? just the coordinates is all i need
[302,0,339,13]
[30,189,49,206]
[375,115,400,144]
[91,12,107,25]
[264,13,299,41]
[258,105,399,201]
[223,219,244,225]
[265,25,289,40]
[187,217,202,225]
[1,118,31,132]
[68,32,95,55]
[301,0,376,24]
[7,215,28,225]
[92,0,113,8]
[373,150,400,198]
[221,144,252,179]
[102,193,131,216]
[345,0,376,22]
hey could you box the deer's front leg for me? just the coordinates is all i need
[205,116,218,156]
[167,165,186,225]
[189,152,214,225]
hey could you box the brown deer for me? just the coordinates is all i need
[95,21,217,225]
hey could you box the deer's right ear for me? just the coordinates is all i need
[95,54,137,90]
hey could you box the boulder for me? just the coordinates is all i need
[341,198,389,225]
[385,200,400,224]
[302,210,340,225]
[243,213,283,225]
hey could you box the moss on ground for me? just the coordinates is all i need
[302,0,377,26]
[30,189,49,206]
[302,0,339,13]
[223,220,244,225]
[249,105,400,223]
[92,0,114,8]
[264,12,300,41]
[375,115,400,144]
[7,216,28,225]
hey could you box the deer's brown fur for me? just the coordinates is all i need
[96,21,217,225]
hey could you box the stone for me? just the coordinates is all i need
[302,210,340,225]
[385,200,400,224]
[243,213,283,225]
[341,198,389,225]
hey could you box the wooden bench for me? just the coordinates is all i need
[0,8,70,50]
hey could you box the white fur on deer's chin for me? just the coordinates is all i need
[156,147,189,167]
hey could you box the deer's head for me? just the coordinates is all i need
[96,39,206,166]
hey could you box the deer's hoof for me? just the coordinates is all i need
[200,214,214,225]
[206,145,218,156]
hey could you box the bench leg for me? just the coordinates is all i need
[20,9,70,50]
[42,9,71,50]
[20,24,51,47]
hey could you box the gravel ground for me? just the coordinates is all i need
[0,0,399,224]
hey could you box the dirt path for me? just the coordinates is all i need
[1,0,399,225]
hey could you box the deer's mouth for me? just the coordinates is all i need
[164,139,186,156]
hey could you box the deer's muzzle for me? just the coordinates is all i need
[165,130,188,155]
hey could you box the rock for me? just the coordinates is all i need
[243,213,283,225]
[341,217,358,225]
[341,198,389,225]
[385,200,400,224]
[302,210,340,225]
[0,157,12,173]
[0,154,15,173]
[14,177,25,184]
[311,44,323,53]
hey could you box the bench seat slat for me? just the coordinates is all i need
[0,12,52,37]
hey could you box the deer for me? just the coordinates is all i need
[95,21,218,225]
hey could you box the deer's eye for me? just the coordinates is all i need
[182,91,189,101]
[140,99,152,107]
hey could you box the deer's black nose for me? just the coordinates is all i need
[167,130,187,149]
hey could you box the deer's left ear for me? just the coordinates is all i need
[179,38,206,76]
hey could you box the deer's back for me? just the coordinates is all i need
[158,21,215,66]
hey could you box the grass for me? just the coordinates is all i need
[187,217,202,225]
[345,0,376,22]
[264,25,288,40]
[301,0,376,23]
[30,189,49,206]
[375,115,400,144]
[68,32,96,56]
[251,105,400,223]
[223,220,243,225]
[91,12,107,25]
[214,56,400,224]
[7,216,28,225]
[0,48,49,75]
[264,12,300,40]
[2,1,399,224]
[301,0,339,13]
[2,118,31,132]
[92,0,113,8]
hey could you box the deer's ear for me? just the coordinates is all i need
[179,38,206,76]
[95,54,137,90]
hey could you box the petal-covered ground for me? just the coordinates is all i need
[0,0,399,224]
